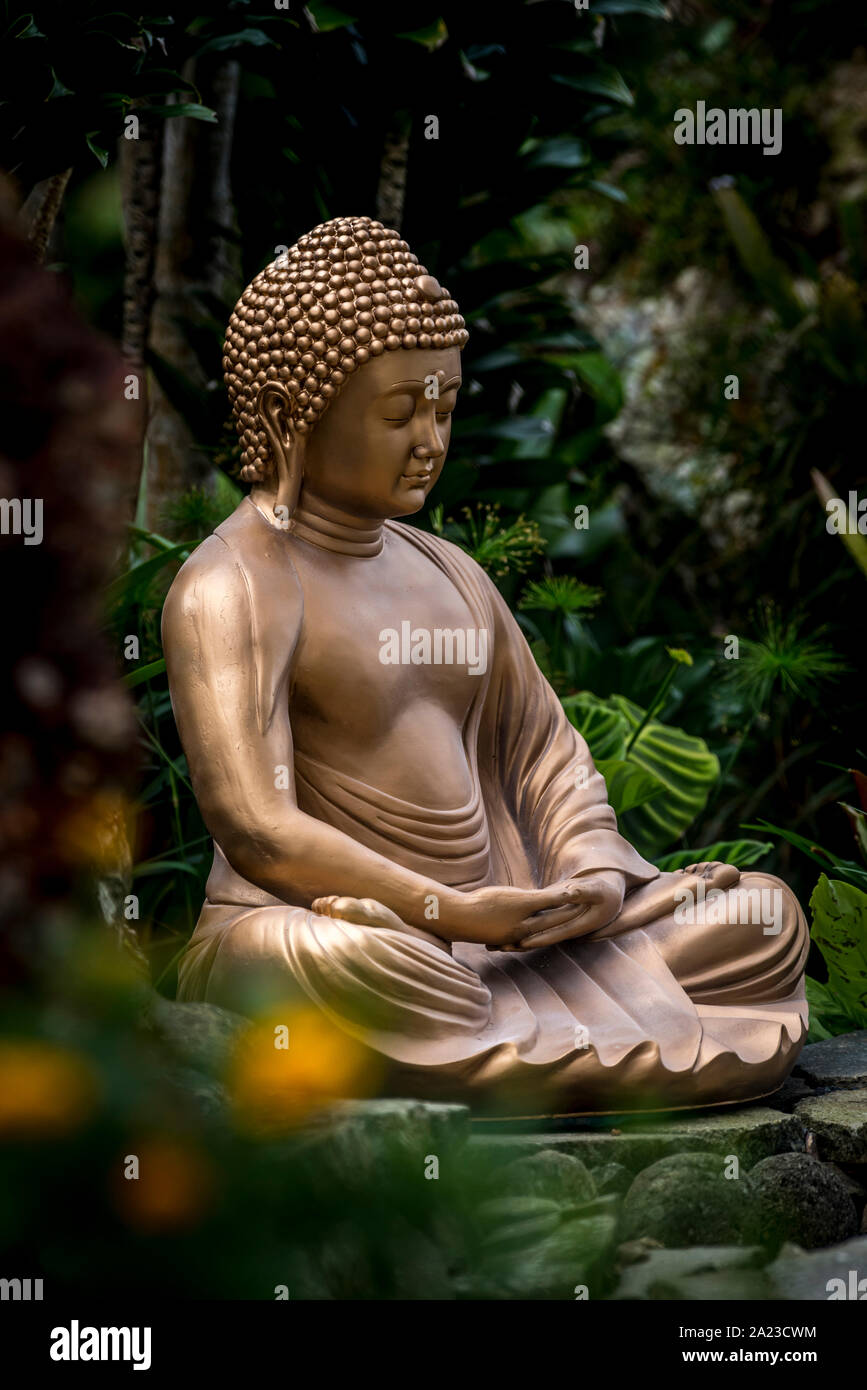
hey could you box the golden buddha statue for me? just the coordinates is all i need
[163,215,808,1114]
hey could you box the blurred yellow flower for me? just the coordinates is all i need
[55,788,135,872]
[0,1040,98,1138]
[112,1137,215,1232]
[226,1003,378,1134]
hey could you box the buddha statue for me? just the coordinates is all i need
[163,215,808,1114]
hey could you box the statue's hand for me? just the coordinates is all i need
[513,872,625,951]
[312,895,407,931]
[311,895,451,951]
[448,883,588,948]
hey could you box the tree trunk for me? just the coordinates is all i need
[144,58,242,533]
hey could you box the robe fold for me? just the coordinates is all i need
[166,499,808,1114]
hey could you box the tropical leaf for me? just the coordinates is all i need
[804,976,851,1042]
[808,874,867,1028]
[613,694,720,855]
[595,758,664,815]
[564,691,720,854]
[655,839,773,872]
[562,691,629,761]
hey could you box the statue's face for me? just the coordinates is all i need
[300,347,462,520]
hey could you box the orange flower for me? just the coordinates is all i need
[226,1003,378,1134]
[55,788,135,872]
[111,1137,215,1232]
[0,1040,98,1139]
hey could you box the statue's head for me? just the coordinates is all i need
[224,215,468,522]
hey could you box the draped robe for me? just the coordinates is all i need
[164,498,808,1114]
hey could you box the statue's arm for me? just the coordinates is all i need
[474,557,658,894]
[161,539,475,934]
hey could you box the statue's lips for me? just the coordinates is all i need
[400,473,433,485]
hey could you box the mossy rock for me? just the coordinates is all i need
[620,1151,757,1247]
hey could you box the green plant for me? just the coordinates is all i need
[563,690,720,858]
[805,875,867,1040]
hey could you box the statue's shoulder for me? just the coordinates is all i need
[385,519,482,574]
[386,520,502,610]
[164,498,303,630]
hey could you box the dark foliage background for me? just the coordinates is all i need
[0,0,865,1301]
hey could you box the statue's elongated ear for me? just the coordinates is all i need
[256,382,305,522]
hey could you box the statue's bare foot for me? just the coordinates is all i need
[679,861,741,891]
[311,895,451,952]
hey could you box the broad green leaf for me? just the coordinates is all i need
[562,691,629,761]
[614,693,719,855]
[123,659,167,688]
[564,691,720,853]
[655,839,773,872]
[809,875,867,1025]
[596,758,664,815]
[805,975,854,1041]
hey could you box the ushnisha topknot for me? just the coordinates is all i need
[223,214,469,483]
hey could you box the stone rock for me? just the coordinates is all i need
[619,1152,757,1247]
[749,1153,858,1250]
[163,1063,228,1120]
[307,1098,471,1187]
[617,1236,664,1267]
[320,1097,470,1149]
[766,1235,867,1300]
[794,1031,867,1091]
[469,1105,805,1176]
[498,1149,596,1204]
[761,1075,814,1112]
[825,1162,866,1203]
[142,993,248,1075]
[611,1245,770,1301]
[794,1089,867,1162]
[593,1161,632,1196]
